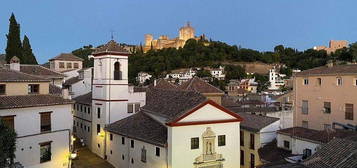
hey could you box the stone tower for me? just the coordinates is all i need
[144,34,153,47]
[90,40,131,158]
[179,22,195,41]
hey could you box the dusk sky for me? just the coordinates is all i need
[1,0,357,64]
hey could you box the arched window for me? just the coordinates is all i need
[114,62,122,80]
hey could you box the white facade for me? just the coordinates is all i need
[68,68,92,98]
[73,103,92,149]
[259,120,281,147]
[277,134,320,156]
[210,66,225,80]
[268,68,286,90]
[165,68,196,82]
[137,72,152,84]
[0,104,73,168]
[266,110,293,129]
[89,51,146,158]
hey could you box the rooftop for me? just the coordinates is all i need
[149,79,178,90]
[49,53,83,61]
[238,112,279,132]
[4,64,64,79]
[0,94,74,109]
[0,68,50,82]
[63,76,82,86]
[73,92,92,106]
[92,40,130,55]
[295,64,357,77]
[278,127,357,144]
[178,77,224,94]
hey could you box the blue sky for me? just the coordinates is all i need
[0,0,357,64]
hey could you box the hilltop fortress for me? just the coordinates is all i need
[143,22,206,52]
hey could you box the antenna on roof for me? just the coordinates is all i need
[110,30,115,40]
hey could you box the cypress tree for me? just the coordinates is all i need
[22,35,38,64]
[5,13,22,63]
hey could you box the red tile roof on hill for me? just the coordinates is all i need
[49,53,83,61]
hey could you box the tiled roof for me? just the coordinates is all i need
[278,127,357,144]
[0,94,74,109]
[228,107,279,113]
[49,84,62,95]
[302,138,357,168]
[295,64,357,77]
[145,88,207,122]
[258,139,294,163]
[73,92,92,105]
[237,112,279,132]
[0,68,50,82]
[4,64,64,79]
[178,77,224,94]
[63,76,82,86]
[149,79,178,90]
[93,40,130,55]
[49,53,83,61]
[221,95,238,107]
[105,112,167,147]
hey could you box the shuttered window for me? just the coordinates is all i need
[40,112,51,132]
[346,104,354,120]
[1,116,14,130]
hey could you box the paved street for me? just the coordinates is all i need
[72,147,114,168]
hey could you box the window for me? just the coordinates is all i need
[303,78,309,85]
[122,155,125,160]
[346,104,354,120]
[141,146,146,163]
[40,112,51,132]
[355,79,357,86]
[337,77,343,86]
[97,124,100,134]
[250,134,255,150]
[191,137,199,149]
[114,62,122,80]
[323,102,331,114]
[88,126,90,132]
[88,107,91,114]
[284,140,290,149]
[240,131,244,146]
[110,134,113,141]
[127,104,133,113]
[250,153,255,168]
[302,100,309,114]
[67,62,72,69]
[80,123,82,129]
[1,116,14,130]
[0,84,5,95]
[74,63,79,68]
[97,107,101,118]
[122,137,125,145]
[303,149,312,159]
[240,150,244,165]
[218,135,226,146]
[135,103,140,112]
[156,147,160,157]
[302,121,308,128]
[40,142,51,163]
[131,158,134,164]
[84,106,87,113]
[28,84,39,94]
[131,140,135,148]
[317,78,322,86]
[59,62,65,68]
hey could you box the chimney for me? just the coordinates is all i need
[9,56,20,71]
[326,60,334,68]
[62,88,71,100]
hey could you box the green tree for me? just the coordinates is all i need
[5,13,22,63]
[22,35,38,64]
[0,120,17,167]
[72,45,95,67]
[224,65,246,80]
[350,43,357,62]
[253,73,269,92]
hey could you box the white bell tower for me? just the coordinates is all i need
[89,40,131,158]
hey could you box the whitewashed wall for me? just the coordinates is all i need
[259,120,280,147]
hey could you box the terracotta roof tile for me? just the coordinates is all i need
[105,112,167,147]
[149,79,178,90]
[278,127,357,143]
[178,77,224,94]
[5,64,64,79]
[49,84,62,95]
[0,94,74,109]
[49,53,83,61]
[73,92,92,105]
[295,64,357,77]
[93,40,130,55]
[0,68,50,82]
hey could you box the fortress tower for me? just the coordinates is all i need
[179,22,195,41]
[144,34,153,47]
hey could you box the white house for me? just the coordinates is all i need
[105,88,243,168]
[0,63,74,168]
[268,68,286,90]
[165,68,196,83]
[63,67,93,98]
[210,66,225,80]
[137,72,152,84]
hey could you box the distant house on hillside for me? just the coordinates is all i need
[49,53,83,72]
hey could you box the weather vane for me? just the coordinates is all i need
[110,30,115,40]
